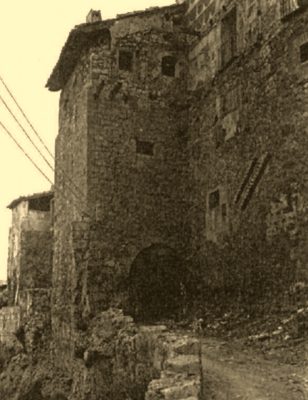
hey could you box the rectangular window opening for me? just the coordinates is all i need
[136,140,154,156]
[300,42,308,63]
[221,7,237,67]
[162,56,177,77]
[28,197,51,212]
[209,190,220,210]
[221,204,227,221]
[119,50,133,71]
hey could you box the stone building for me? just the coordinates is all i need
[0,192,53,344]
[46,0,308,361]
[6,191,53,306]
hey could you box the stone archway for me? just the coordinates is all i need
[128,244,187,322]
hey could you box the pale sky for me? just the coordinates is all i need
[0,0,174,280]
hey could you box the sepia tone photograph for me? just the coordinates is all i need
[0,0,307,398]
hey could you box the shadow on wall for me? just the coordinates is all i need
[128,244,188,322]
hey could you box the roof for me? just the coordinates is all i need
[46,23,112,91]
[46,3,186,92]
[7,191,54,210]
[115,3,184,20]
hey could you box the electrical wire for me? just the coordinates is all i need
[0,74,54,159]
[0,120,53,185]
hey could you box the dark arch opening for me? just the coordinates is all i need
[128,244,187,322]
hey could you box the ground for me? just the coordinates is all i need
[201,336,308,400]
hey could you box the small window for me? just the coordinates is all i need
[221,7,237,67]
[221,204,227,220]
[209,190,220,209]
[162,56,177,77]
[119,50,133,71]
[28,197,51,212]
[300,42,308,63]
[136,140,154,156]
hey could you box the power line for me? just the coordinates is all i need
[0,120,53,185]
[0,74,54,159]
[0,75,92,216]
[0,91,87,204]
[0,93,54,171]
[0,119,92,219]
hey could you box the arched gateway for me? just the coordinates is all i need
[128,244,187,322]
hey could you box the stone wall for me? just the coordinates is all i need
[52,4,191,356]
[50,0,308,353]
[187,7,308,313]
[7,201,52,306]
[68,309,201,400]
[185,0,308,89]
[0,307,20,344]
[19,231,53,292]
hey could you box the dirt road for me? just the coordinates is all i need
[201,337,308,400]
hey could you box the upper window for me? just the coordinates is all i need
[221,7,237,67]
[119,50,133,72]
[136,140,154,156]
[209,190,220,209]
[300,42,308,63]
[161,56,177,77]
[28,197,51,212]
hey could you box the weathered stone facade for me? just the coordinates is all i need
[0,192,53,345]
[187,0,308,313]
[46,0,308,362]
[48,4,191,358]
[0,2,308,399]
[6,192,53,307]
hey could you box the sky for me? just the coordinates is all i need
[0,0,174,280]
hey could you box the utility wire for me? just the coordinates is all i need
[0,120,53,185]
[0,75,91,216]
[0,119,92,219]
[0,91,87,203]
[0,93,54,171]
[0,74,54,159]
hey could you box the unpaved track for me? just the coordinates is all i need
[200,338,308,400]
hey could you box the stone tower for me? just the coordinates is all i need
[47,3,190,357]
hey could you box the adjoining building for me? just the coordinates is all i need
[0,191,53,344]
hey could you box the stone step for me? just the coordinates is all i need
[161,379,200,400]
[165,355,200,376]
[161,371,187,380]
[178,397,198,400]
[147,377,177,392]
[171,337,200,356]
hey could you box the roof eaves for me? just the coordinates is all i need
[7,191,54,210]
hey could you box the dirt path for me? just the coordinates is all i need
[200,337,308,400]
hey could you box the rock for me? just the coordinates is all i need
[165,355,200,376]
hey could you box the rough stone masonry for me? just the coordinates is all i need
[0,1,307,399]
[45,0,308,363]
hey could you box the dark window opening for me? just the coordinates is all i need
[28,197,51,212]
[119,50,133,71]
[221,87,239,115]
[209,190,220,209]
[221,7,237,67]
[215,128,226,148]
[162,56,177,77]
[136,140,154,156]
[300,42,308,63]
[222,204,227,220]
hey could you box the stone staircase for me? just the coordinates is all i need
[145,333,201,400]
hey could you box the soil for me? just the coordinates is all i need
[201,336,308,400]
